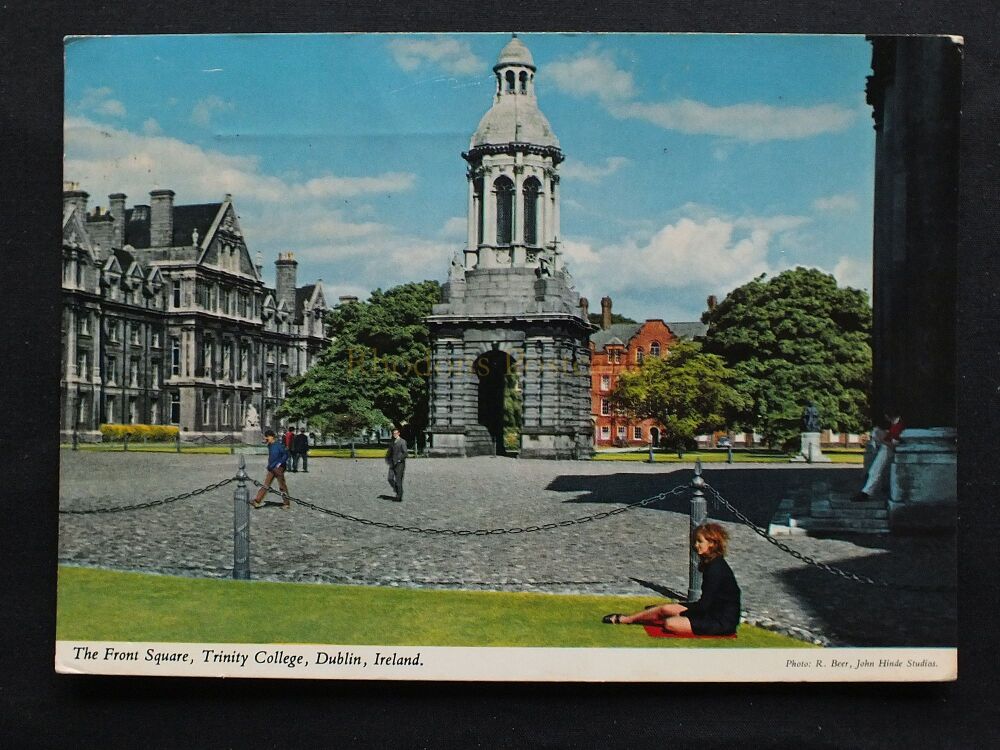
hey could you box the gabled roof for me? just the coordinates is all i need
[62,204,98,262]
[590,323,641,352]
[123,202,223,249]
[664,321,709,339]
[173,203,223,247]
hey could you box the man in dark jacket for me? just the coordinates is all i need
[385,427,407,502]
[292,427,309,473]
[252,429,291,509]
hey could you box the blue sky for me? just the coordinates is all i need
[65,33,875,321]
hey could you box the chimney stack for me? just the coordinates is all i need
[707,294,718,311]
[600,296,613,330]
[149,189,175,247]
[579,296,590,320]
[63,187,89,217]
[275,252,298,313]
[109,193,127,249]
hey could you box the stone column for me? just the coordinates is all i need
[867,36,960,530]
[466,173,477,255]
[65,307,76,381]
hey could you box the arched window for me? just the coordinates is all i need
[505,71,515,93]
[495,176,514,245]
[523,177,541,245]
[519,71,528,93]
[474,177,484,245]
[650,341,661,357]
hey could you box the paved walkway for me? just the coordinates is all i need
[58,451,955,647]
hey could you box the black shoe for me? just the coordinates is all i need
[852,492,870,502]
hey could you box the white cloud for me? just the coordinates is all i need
[559,156,630,184]
[831,256,871,291]
[547,50,636,103]
[190,95,234,127]
[813,193,860,214]
[439,216,467,238]
[141,117,162,135]
[617,99,856,142]
[562,209,811,304]
[388,37,483,76]
[64,117,415,206]
[77,86,127,118]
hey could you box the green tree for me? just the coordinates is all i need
[610,340,746,453]
[700,267,872,449]
[279,280,442,448]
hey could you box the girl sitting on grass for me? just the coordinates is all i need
[603,522,741,636]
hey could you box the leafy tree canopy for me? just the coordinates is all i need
[588,312,637,326]
[610,340,746,449]
[700,267,872,448]
[279,280,442,442]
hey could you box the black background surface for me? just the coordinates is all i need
[2,2,997,747]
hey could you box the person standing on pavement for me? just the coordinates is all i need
[292,427,310,473]
[283,426,296,469]
[252,429,291,509]
[385,427,408,502]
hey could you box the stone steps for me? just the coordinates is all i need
[768,495,890,536]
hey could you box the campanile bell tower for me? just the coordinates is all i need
[426,36,594,460]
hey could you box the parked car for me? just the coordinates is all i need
[717,437,732,448]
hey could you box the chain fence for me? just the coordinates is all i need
[702,481,956,594]
[58,477,237,515]
[251,479,689,536]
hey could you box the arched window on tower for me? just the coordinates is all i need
[474,177,484,245]
[505,71,515,93]
[519,71,528,93]
[523,177,541,246]
[495,176,514,245]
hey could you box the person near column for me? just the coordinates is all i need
[853,410,904,502]
[385,427,408,502]
[292,426,309,473]
[602,522,741,636]
[252,429,291,509]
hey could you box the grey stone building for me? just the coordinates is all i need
[426,36,594,459]
[60,186,328,440]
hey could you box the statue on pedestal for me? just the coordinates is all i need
[802,402,821,432]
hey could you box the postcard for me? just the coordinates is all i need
[57,32,958,682]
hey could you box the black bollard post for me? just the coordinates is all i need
[688,459,707,602]
[648,441,655,463]
[233,455,251,580]
[350,439,356,459]
[230,433,235,455]
[175,433,181,453]
[123,433,129,452]
[727,444,733,464]
[72,428,78,451]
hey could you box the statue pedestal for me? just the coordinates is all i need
[241,428,263,446]
[888,427,956,531]
[790,431,831,463]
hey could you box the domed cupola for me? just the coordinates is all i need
[461,35,564,271]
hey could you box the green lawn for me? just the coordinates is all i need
[57,566,813,649]
[593,450,864,464]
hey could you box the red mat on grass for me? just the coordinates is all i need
[642,620,737,639]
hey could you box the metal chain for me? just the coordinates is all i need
[251,479,688,535]
[59,477,237,515]
[702,482,956,594]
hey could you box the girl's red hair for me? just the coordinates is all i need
[694,522,729,561]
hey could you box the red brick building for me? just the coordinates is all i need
[589,297,707,448]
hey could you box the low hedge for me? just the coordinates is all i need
[100,423,180,442]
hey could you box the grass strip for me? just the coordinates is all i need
[57,566,813,649]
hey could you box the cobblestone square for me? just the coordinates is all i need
[59,451,955,646]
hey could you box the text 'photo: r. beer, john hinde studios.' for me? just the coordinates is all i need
[57,32,958,682]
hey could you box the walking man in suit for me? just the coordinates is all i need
[385,427,408,502]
